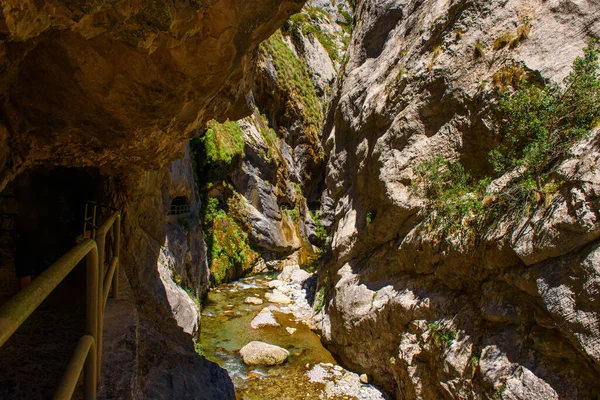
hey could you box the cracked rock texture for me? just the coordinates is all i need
[0,0,307,398]
[0,0,306,187]
[314,0,600,399]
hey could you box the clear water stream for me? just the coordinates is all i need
[199,273,342,399]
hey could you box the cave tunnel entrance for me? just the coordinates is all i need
[168,195,191,216]
[0,165,106,400]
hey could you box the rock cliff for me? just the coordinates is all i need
[0,0,307,398]
[314,0,600,399]
[194,0,351,281]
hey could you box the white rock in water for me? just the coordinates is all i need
[268,280,285,288]
[279,265,300,281]
[250,308,280,329]
[286,327,297,334]
[244,296,263,305]
[265,289,292,305]
[240,341,289,366]
[278,285,291,294]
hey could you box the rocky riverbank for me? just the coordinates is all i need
[199,265,387,399]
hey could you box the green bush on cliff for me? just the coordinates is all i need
[414,41,600,236]
[202,197,258,286]
[287,7,341,62]
[201,119,245,165]
[413,157,489,235]
[310,210,328,242]
[490,40,600,202]
[260,31,323,132]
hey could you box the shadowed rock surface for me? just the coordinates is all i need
[312,0,600,399]
[0,0,307,398]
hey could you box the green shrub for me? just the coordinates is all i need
[201,120,245,165]
[260,31,323,138]
[491,40,600,202]
[413,157,489,235]
[414,41,600,236]
[201,196,258,286]
[365,212,374,224]
[427,322,458,346]
[310,210,328,242]
[314,287,326,313]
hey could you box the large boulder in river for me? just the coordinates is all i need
[240,341,289,366]
[245,297,264,305]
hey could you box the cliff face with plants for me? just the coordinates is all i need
[194,0,352,284]
[314,0,600,399]
[0,1,307,398]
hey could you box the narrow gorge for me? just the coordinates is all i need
[0,0,599,399]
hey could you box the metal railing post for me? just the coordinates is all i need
[112,215,120,299]
[0,207,122,399]
[95,233,105,382]
[85,245,99,398]
[53,335,96,400]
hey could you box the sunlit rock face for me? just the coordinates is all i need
[0,0,305,187]
[313,0,600,399]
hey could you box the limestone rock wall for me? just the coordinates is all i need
[0,0,306,188]
[0,0,308,397]
[200,0,351,271]
[315,0,600,399]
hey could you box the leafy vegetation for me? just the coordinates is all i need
[201,196,258,286]
[314,287,326,313]
[413,157,490,235]
[310,210,328,242]
[260,31,323,140]
[492,385,506,400]
[427,322,458,346]
[337,4,354,34]
[413,41,600,236]
[491,41,600,199]
[365,212,374,225]
[201,120,245,164]
[190,119,245,187]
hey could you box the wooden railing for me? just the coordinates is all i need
[0,210,122,400]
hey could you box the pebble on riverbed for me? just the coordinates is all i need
[244,296,263,305]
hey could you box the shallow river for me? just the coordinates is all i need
[199,273,387,400]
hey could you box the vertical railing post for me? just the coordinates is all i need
[112,214,120,299]
[83,203,89,238]
[91,205,97,240]
[85,245,98,400]
[95,233,105,382]
[107,226,113,266]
